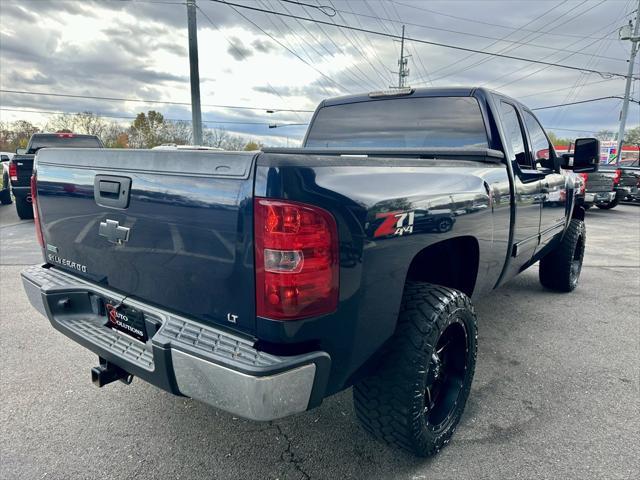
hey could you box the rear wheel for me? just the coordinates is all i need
[15,196,34,219]
[596,198,619,210]
[539,218,586,292]
[0,188,11,205]
[353,283,477,457]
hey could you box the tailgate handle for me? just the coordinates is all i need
[94,175,131,209]
[99,180,120,196]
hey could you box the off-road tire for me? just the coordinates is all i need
[596,198,619,210]
[0,188,11,205]
[353,282,477,457]
[15,196,34,219]
[539,218,586,292]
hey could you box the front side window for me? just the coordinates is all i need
[305,96,488,149]
[523,110,553,168]
[500,102,530,169]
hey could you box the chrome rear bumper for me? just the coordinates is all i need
[21,264,329,421]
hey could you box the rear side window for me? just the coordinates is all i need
[523,110,552,166]
[27,135,102,153]
[305,96,488,148]
[500,102,530,169]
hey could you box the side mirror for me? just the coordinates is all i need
[0,155,10,162]
[560,138,600,172]
[16,148,27,155]
[573,138,600,173]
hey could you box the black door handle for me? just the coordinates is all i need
[94,175,131,209]
[99,180,120,196]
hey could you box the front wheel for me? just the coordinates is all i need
[539,218,586,292]
[353,283,477,457]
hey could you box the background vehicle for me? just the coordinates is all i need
[21,87,599,457]
[9,133,103,219]
[1,154,13,205]
[579,170,616,209]
[600,160,640,204]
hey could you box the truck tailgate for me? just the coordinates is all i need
[34,148,257,334]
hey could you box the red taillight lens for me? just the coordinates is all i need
[31,174,44,247]
[9,161,17,182]
[613,169,622,186]
[578,173,588,194]
[254,198,339,320]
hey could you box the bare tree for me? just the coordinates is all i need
[595,129,615,141]
[203,128,230,148]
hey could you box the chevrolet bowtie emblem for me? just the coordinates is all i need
[99,219,130,245]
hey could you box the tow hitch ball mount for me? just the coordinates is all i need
[91,357,134,387]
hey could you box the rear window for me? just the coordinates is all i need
[305,96,488,148]
[27,135,102,153]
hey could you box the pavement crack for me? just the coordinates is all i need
[272,422,310,480]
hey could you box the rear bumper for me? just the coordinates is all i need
[21,264,330,421]
[10,185,30,198]
[584,191,616,204]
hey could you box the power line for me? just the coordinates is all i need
[208,0,637,80]
[439,0,601,86]
[209,1,349,93]
[0,107,308,127]
[490,11,628,89]
[0,89,315,113]
[320,0,393,86]
[194,4,310,122]
[531,96,639,111]
[269,0,379,90]
[411,0,572,84]
[390,0,623,42]
[519,77,620,98]
[328,2,627,63]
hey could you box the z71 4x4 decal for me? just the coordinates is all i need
[374,211,415,238]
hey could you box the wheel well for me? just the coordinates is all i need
[405,236,479,297]
[572,205,585,221]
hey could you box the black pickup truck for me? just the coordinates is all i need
[9,133,103,219]
[599,161,640,206]
[21,87,600,457]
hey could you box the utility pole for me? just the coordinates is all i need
[392,25,410,88]
[615,1,639,165]
[187,0,203,145]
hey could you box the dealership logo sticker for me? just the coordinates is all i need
[374,211,415,238]
[106,304,144,338]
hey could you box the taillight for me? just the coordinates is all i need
[613,169,622,186]
[254,198,339,320]
[9,161,17,182]
[31,174,44,248]
[578,173,588,195]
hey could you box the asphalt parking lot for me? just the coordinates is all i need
[1,202,638,480]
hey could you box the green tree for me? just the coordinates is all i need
[0,120,40,150]
[129,111,166,148]
[244,140,263,151]
[624,126,640,161]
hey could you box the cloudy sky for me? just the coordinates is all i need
[0,0,638,145]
